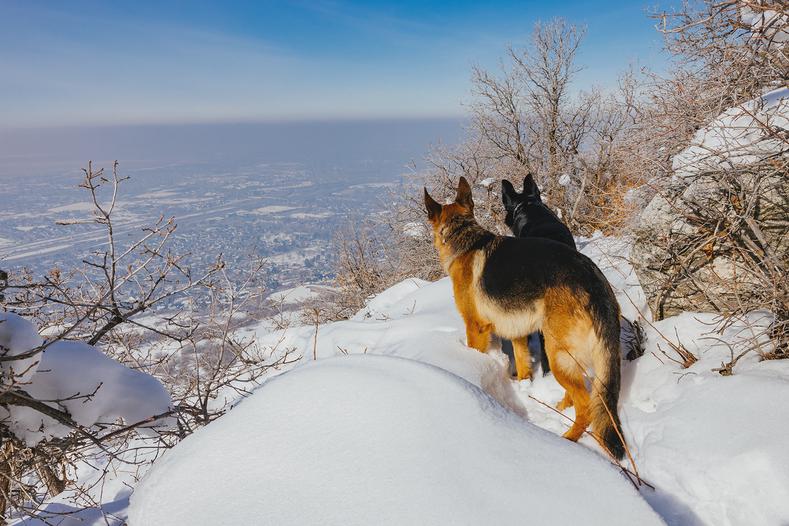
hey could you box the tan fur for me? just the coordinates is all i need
[540,287,598,440]
[511,337,532,381]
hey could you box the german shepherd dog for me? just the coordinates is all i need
[501,174,577,376]
[424,177,626,458]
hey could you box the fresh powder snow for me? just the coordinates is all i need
[129,355,664,526]
[13,237,789,526]
[128,234,788,526]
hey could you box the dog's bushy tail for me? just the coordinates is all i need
[589,274,626,460]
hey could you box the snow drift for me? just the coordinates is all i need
[130,355,663,526]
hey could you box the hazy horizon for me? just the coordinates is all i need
[0,117,465,178]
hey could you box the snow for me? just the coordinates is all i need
[558,173,571,186]
[16,236,789,525]
[250,277,527,416]
[672,87,789,176]
[11,438,156,526]
[0,312,44,385]
[130,355,663,526]
[740,7,789,43]
[625,358,789,525]
[578,234,651,322]
[591,309,786,526]
[266,285,319,305]
[221,236,787,526]
[0,314,173,445]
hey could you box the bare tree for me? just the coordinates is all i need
[325,18,643,314]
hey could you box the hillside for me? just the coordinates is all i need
[21,235,781,525]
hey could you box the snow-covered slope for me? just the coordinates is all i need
[130,355,663,526]
[126,235,789,526]
[20,236,789,525]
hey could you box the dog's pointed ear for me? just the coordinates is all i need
[523,173,541,200]
[501,179,517,207]
[424,187,442,222]
[455,176,474,211]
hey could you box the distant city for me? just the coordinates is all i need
[0,119,463,307]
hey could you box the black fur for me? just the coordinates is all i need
[501,175,576,250]
[481,237,607,307]
[500,175,577,376]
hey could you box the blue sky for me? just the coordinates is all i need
[1,1,669,128]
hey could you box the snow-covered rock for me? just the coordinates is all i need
[672,87,788,176]
[740,8,789,44]
[632,87,788,317]
[129,355,663,526]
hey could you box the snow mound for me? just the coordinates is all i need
[130,355,663,526]
[352,277,430,320]
[8,340,174,444]
[0,313,173,445]
[252,277,525,417]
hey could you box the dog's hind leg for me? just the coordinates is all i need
[542,320,592,442]
[550,356,591,442]
[511,337,532,380]
[465,319,492,353]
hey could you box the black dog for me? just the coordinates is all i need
[500,174,577,377]
[502,175,576,250]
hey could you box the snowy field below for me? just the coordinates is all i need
[14,235,789,525]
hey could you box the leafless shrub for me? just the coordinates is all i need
[633,1,788,358]
[321,181,451,321]
[0,162,289,522]
[465,18,646,233]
